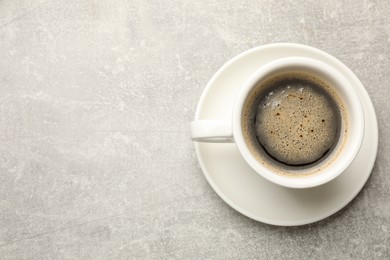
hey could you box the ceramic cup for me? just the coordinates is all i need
[191,57,364,189]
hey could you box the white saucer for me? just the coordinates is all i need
[193,43,378,226]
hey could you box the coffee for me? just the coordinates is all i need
[242,72,347,176]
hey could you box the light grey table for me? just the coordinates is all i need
[0,1,389,259]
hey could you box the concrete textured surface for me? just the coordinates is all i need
[0,0,389,259]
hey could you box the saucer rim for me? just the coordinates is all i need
[193,43,378,226]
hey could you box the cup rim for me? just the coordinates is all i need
[233,57,365,189]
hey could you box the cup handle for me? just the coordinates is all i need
[190,120,234,143]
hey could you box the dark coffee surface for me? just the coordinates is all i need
[254,77,339,166]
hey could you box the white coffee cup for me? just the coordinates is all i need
[191,57,364,189]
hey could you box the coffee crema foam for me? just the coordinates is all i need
[242,72,348,177]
